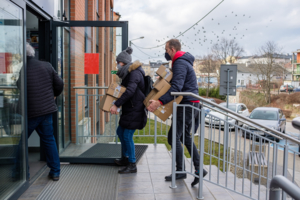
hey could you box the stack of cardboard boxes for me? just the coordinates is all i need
[100,65,182,121]
[100,82,126,113]
[144,65,183,121]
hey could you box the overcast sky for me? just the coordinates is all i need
[114,0,300,63]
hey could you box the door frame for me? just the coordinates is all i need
[51,20,128,163]
[6,0,28,199]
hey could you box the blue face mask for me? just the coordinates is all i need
[165,52,172,61]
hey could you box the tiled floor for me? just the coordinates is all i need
[117,144,253,200]
[117,144,194,200]
[19,143,263,200]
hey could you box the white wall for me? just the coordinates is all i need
[236,57,290,65]
[237,72,257,86]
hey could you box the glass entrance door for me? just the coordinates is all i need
[0,0,27,198]
[51,21,128,163]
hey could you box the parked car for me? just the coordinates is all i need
[293,86,300,92]
[291,117,300,157]
[205,103,249,128]
[242,107,286,142]
[280,85,294,92]
[202,98,216,116]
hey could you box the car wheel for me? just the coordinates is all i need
[276,138,280,143]
[283,124,286,133]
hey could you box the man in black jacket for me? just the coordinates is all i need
[22,43,64,181]
[147,39,207,186]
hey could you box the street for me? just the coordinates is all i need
[286,121,300,137]
[278,121,300,153]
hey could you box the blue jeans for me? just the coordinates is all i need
[14,113,60,177]
[117,126,136,163]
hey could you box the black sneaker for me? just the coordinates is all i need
[191,169,208,187]
[165,173,187,181]
[48,174,60,181]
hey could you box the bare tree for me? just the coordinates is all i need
[199,54,218,97]
[251,41,283,103]
[211,38,244,64]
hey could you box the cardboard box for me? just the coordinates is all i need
[143,83,171,108]
[156,65,173,82]
[153,78,171,91]
[106,82,126,98]
[99,95,120,113]
[153,96,183,121]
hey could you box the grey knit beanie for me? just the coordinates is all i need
[116,47,133,64]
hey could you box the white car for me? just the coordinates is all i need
[205,103,249,128]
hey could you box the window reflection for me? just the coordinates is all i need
[0,0,25,198]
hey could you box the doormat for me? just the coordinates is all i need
[78,144,148,164]
[36,165,118,200]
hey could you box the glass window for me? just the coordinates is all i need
[63,0,70,20]
[0,1,26,198]
[116,27,122,56]
[237,105,242,111]
[96,0,99,14]
[54,0,62,20]
[250,110,278,120]
[110,9,113,51]
[85,0,88,20]
[241,105,247,111]
[217,104,236,112]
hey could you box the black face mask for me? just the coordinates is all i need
[165,52,172,61]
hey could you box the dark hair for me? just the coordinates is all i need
[166,39,181,51]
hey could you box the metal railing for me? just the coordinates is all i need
[73,89,300,199]
[269,175,300,200]
[74,86,118,144]
[169,92,300,200]
[74,87,169,145]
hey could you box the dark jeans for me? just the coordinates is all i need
[14,113,60,177]
[117,125,136,163]
[168,103,201,171]
[193,104,202,134]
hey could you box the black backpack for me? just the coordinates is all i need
[143,75,154,96]
[137,70,154,97]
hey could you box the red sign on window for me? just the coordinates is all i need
[84,53,99,74]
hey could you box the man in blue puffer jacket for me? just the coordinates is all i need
[147,39,207,187]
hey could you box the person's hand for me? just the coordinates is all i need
[54,97,56,100]
[110,105,119,115]
[147,100,161,112]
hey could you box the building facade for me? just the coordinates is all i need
[236,64,291,88]
[291,50,300,81]
[236,54,292,66]
[0,1,127,199]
